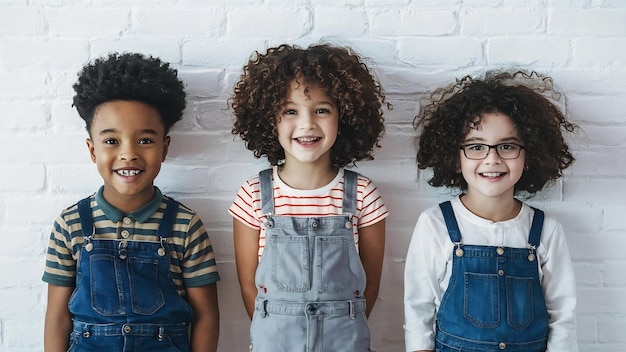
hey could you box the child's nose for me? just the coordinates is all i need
[119,145,138,161]
[297,112,315,129]
[483,147,502,163]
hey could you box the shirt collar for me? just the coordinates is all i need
[94,186,163,223]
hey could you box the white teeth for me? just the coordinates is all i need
[117,169,141,176]
[297,137,320,143]
[482,172,502,177]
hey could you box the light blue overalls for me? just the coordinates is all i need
[66,196,193,352]
[435,201,549,352]
[249,169,371,352]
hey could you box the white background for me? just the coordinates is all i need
[1,0,625,351]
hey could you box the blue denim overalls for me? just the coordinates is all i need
[435,201,549,352]
[249,169,371,352]
[66,196,193,352]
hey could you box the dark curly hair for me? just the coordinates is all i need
[72,52,186,135]
[414,70,577,194]
[230,43,389,168]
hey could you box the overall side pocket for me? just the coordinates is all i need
[464,272,500,328]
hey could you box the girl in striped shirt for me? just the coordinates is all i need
[228,43,390,352]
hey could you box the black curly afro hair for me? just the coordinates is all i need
[230,43,389,168]
[72,52,186,135]
[414,70,577,194]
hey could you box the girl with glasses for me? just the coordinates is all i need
[404,70,579,352]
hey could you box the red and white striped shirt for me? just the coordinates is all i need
[229,167,388,258]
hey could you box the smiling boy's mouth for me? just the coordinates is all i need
[116,169,142,177]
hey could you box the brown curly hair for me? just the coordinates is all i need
[230,43,388,167]
[414,70,577,194]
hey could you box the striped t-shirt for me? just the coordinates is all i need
[228,167,388,258]
[42,186,220,296]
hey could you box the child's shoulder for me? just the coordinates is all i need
[161,194,201,223]
[416,201,450,224]
[345,168,368,181]
[342,167,378,185]
[56,193,94,222]
[240,168,267,186]
[59,199,82,216]
[522,203,564,232]
[51,194,97,240]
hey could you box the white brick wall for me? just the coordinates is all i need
[1,1,624,351]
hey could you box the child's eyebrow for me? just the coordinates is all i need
[139,129,159,135]
[98,128,118,135]
[463,136,523,143]
[281,100,336,106]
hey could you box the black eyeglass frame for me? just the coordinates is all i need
[459,143,526,160]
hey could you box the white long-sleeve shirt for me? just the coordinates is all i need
[403,196,578,352]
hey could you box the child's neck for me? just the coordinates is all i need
[460,193,522,222]
[102,187,155,215]
[277,162,338,190]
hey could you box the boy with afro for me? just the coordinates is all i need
[43,53,220,352]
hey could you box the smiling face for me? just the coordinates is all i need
[86,100,170,212]
[459,112,526,205]
[276,80,339,169]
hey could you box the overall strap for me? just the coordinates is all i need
[439,201,462,243]
[259,168,274,215]
[157,197,179,239]
[528,207,545,248]
[77,197,94,237]
[342,170,358,215]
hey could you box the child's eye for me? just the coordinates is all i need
[315,108,330,114]
[103,139,118,145]
[499,143,518,151]
[138,138,154,145]
[468,144,486,151]
[283,109,297,116]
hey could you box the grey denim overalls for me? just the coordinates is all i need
[249,169,371,352]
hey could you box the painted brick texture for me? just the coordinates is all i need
[1,1,625,351]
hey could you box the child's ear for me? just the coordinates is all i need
[86,138,96,163]
[162,135,171,161]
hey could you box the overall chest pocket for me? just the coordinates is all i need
[464,272,500,328]
[270,235,311,292]
[464,272,539,330]
[89,253,126,315]
[505,276,536,330]
[89,253,165,316]
[128,256,165,315]
[315,236,350,293]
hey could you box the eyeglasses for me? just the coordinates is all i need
[459,143,525,160]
